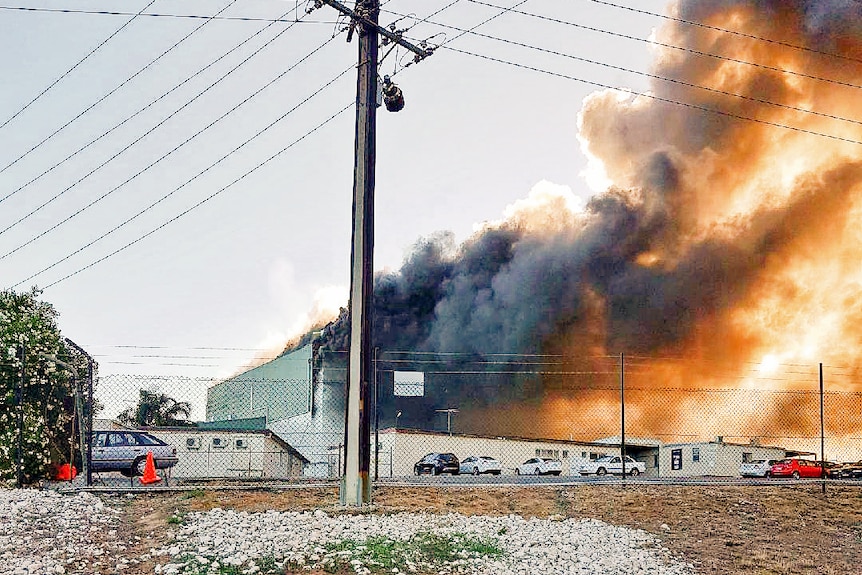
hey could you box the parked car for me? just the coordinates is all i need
[460,455,502,475]
[413,453,460,475]
[816,461,843,479]
[840,461,862,478]
[769,458,824,479]
[515,457,562,476]
[739,459,780,478]
[91,431,178,477]
[836,461,862,479]
[578,455,645,477]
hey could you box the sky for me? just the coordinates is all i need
[0,0,666,384]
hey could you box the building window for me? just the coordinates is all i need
[742,452,753,463]
[581,452,587,459]
[671,448,682,470]
[537,449,560,458]
[562,450,568,459]
[653,454,659,468]
[692,448,700,462]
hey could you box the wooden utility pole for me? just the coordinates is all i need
[316,0,431,506]
[342,0,378,507]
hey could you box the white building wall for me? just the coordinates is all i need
[371,430,620,477]
[147,430,300,479]
[659,442,785,477]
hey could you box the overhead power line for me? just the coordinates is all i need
[0,0,157,132]
[0,4,337,24]
[384,10,862,129]
[442,0,529,46]
[89,345,281,351]
[0,4,307,215]
[0,18,324,252]
[18,91,353,291]
[581,0,862,69]
[443,45,862,147]
[0,0,239,179]
[467,0,862,93]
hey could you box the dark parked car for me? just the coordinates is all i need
[413,452,460,475]
[92,431,178,477]
[832,461,862,479]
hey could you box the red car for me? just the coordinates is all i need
[770,458,824,479]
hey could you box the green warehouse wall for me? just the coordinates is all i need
[206,345,313,423]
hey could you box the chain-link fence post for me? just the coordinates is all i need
[86,359,93,486]
[15,341,25,488]
[620,352,626,480]
[374,347,379,481]
[819,362,825,494]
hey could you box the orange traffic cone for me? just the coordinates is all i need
[140,451,162,485]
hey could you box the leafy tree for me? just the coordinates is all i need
[118,389,193,427]
[0,288,95,485]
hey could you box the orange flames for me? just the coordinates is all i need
[460,1,862,454]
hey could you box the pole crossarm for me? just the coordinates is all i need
[319,0,433,59]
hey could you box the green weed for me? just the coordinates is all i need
[167,511,186,525]
[181,488,206,500]
[323,531,503,574]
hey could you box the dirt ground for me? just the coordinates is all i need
[116,483,862,575]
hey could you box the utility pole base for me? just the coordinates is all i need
[339,474,371,506]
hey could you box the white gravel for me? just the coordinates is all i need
[0,489,696,575]
[157,507,696,575]
[0,488,130,575]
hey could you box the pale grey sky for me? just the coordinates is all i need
[0,0,666,379]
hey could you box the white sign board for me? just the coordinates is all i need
[394,371,425,396]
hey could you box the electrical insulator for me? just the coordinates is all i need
[382,77,405,112]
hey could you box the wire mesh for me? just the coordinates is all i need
[60,352,862,489]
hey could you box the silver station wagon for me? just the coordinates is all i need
[91,431,178,477]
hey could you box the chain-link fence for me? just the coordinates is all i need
[43,347,861,489]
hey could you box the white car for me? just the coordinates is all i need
[739,459,780,478]
[515,457,562,476]
[460,455,502,475]
[578,455,645,476]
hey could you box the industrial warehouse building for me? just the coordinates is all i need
[206,345,314,423]
[365,431,792,478]
[203,344,801,479]
[370,428,653,477]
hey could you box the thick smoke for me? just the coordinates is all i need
[310,0,862,442]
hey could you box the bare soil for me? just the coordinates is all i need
[114,483,862,575]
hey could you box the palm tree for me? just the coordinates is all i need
[118,389,193,427]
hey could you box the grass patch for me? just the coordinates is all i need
[181,488,206,500]
[166,509,187,525]
[321,531,504,574]
[255,556,281,573]
[180,555,284,575]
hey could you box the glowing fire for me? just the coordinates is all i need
[535,0,862,452]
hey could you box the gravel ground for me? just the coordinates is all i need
[0,488,693,575]
[156,507,694,575]
[0,488,133,575]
